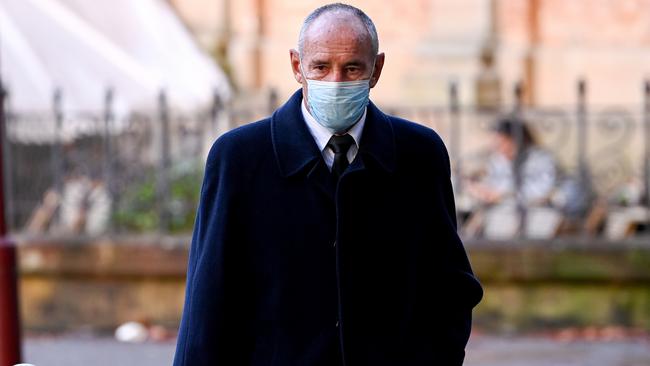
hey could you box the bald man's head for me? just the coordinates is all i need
[298,3,378,59]
[289,3,386,104]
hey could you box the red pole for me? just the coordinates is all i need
[0,83,22,364]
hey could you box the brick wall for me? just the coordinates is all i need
[170,0,650,108]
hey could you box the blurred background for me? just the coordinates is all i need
[0,0,649,365]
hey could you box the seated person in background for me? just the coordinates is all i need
[464,117,560,238]
[467,117,557,206]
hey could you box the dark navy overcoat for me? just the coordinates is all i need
[173,90,483,366]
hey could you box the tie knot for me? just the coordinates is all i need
[327,134,355,154]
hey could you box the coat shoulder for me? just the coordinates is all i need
[386,115,450,163]
[206,118,272,166]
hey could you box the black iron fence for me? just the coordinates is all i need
[1,82,649,240]
[387,81,650,239]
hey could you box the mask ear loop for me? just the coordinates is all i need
[298,52,309,82]
[368,54,380,83]
[298,54,316,116]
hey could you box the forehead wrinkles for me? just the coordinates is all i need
[307,35,366,55]
[302,13,372,57]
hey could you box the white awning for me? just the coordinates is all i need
[0,0,231,114]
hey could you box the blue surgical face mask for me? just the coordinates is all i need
[301,63,374,133]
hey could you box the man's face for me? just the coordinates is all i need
[290,12,385,107]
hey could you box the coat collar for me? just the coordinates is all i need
[271,89,396,178]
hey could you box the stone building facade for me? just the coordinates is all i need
[169,0,650,107]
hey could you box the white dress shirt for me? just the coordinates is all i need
[301,100,366,170]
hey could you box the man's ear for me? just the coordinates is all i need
[290,49,304,84]
[369,52,385,89]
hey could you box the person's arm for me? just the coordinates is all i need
[521,148,558,204]
[173,138,250,366]
[434,140,484,365]
[466,153,513,204]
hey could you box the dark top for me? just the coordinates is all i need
[173,90,483,366]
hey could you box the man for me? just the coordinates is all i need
[173,3,482,365]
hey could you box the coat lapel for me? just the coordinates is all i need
[271,90,321,177]
[356,101,396,174]
[271,90,335,199]
[307,159,336,201]
[271,90,396,197]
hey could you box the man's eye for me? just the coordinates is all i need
[314,65,326,71]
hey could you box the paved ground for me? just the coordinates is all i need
[21,335,650,366]
[464,336,650,366]
[24,337,175,366]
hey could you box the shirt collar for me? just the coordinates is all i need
[271,89,395,178]
[301,99,366,152]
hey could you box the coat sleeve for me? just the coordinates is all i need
[173,137,251,365]
[432,137,484,365]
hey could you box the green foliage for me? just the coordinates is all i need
[113,162,203,233]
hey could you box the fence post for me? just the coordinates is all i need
[103,88,114,231]
[1,86,14,232]
[211,88,223,136]
[0,77,22,366]
[52,89,64,195]
[157,90,171,233]
[512,81,527,237]
[643,80,650,225]
[268,88,278,115]
[576,79,589,234]
[211,90,221,131]
[448,81,461,190]
[197,89,221,160]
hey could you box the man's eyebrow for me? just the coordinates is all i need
[308,59,331,65]
[343,60,365,67]
[307,59,368,67]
